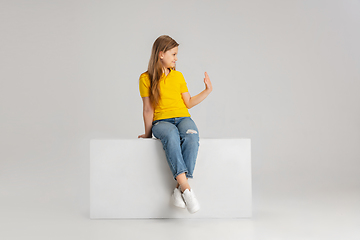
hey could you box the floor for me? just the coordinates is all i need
[1,186,359,240]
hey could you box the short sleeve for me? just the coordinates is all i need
[179,72,189,93]
[139,73,150,97]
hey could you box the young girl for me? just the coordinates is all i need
[138,35,212,214]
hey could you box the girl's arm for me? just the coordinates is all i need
[138,97,154,138]
[182,72,212,109]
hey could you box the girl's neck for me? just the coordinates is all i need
[163,67,171,76]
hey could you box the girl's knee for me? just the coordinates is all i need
[153,123,179,140]
[183,130,199,144]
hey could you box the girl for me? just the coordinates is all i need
[138,35,212,214]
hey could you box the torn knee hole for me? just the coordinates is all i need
[186,129,198,134]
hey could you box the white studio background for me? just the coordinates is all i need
[1,0,359,234]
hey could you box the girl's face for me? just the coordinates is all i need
[160,46,178,69]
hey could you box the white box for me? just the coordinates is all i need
[90,138,252,219]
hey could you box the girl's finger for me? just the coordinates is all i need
[205,72,209,80]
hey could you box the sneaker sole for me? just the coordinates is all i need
[187,206,200,214]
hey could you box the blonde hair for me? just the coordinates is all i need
[146,35,179,107]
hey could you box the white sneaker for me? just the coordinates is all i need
[182,189,200,214]
[171,186,186,208]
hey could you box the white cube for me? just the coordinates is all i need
[90,138,252,219]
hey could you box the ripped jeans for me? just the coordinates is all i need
[152,117,199,180]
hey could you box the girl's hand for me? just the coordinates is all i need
[138,134,151,138]
[204,72,212,92]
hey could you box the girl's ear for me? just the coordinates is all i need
[159,51,164,59]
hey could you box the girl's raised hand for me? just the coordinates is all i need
[204,72,212,92]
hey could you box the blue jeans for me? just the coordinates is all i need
[152,117,200,180]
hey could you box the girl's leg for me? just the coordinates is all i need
[152,121,189,183]
[176,173,190,192]
[176,176,189,188]
[177,117,200,179]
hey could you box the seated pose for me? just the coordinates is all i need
[138,35,212,214]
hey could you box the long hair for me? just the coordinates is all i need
[146,35,179,108]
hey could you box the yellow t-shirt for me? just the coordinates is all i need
[139,68,191,121]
